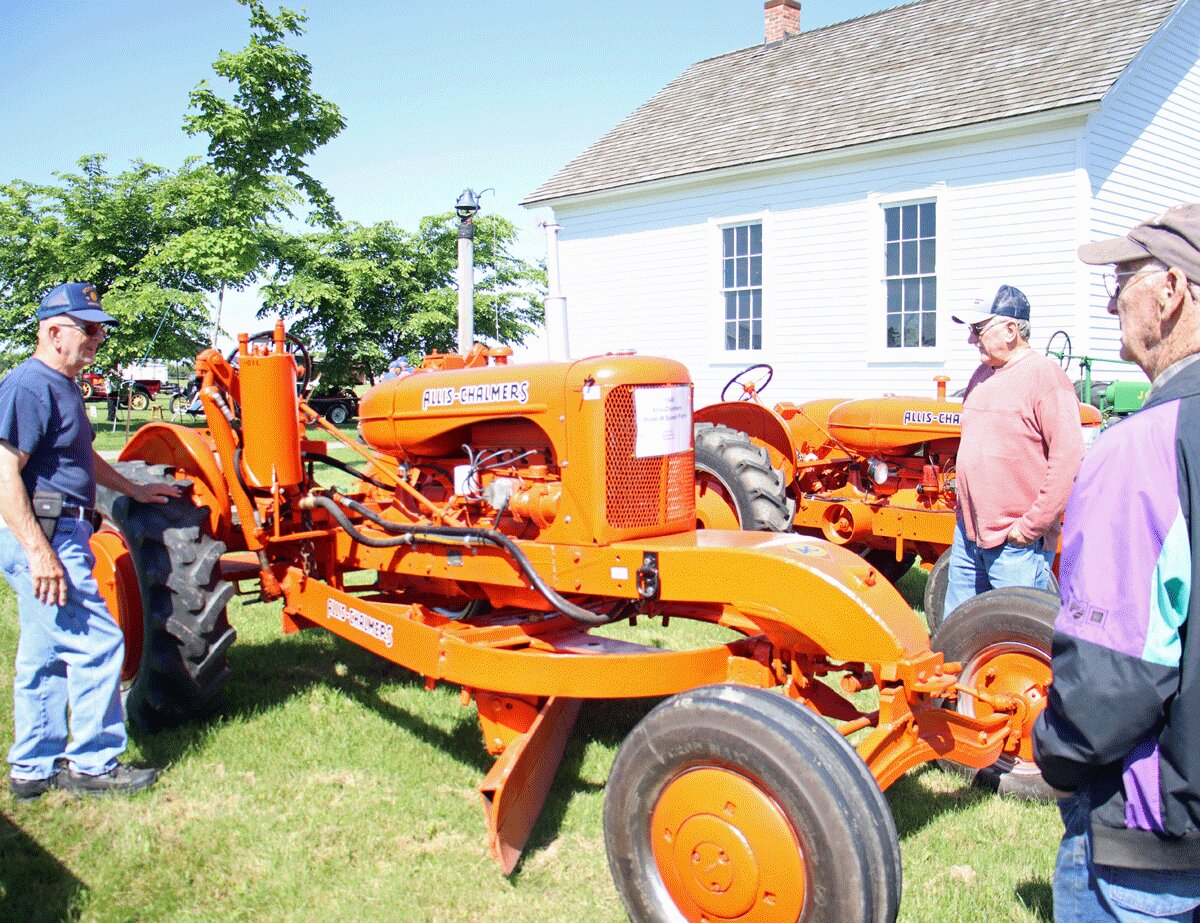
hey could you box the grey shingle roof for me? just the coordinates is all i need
[523,0,1179,205]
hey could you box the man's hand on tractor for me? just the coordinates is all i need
[129,481,183,505]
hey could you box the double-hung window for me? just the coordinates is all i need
[884,202,936,349]
[722,223,762,351]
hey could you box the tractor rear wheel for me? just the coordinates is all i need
[605,684,901,923]
[925,547,1059,635]
[94,461,236,731]
[923,548,952,632]
[931,586,1057,800]
[694,423,793,532]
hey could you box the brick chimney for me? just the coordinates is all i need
[764,0,801,42]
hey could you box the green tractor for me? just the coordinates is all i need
[1045,330,1148,424]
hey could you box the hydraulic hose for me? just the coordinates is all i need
[302,451,392,491]
[301,493,613,626]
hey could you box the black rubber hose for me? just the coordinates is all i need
[301,493,414,548]
[304,493,612,625]
[302,451,392,491]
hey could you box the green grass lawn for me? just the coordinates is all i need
[0,496,1063,921]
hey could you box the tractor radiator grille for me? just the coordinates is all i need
[605,385,695,529]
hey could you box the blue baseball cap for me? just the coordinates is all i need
[951,284,1031,326]
[37,283,117,324]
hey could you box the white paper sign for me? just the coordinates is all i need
[633,385,692,458]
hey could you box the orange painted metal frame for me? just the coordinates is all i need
[110,324,1047,875]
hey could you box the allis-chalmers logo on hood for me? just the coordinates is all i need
[421,380,530,411]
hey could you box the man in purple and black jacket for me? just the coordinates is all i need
[1033,204,1200,921]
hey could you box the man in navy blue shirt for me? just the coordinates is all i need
[0,283,180,799]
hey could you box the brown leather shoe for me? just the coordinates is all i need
[59,763,158,796]
[9,771,60,801]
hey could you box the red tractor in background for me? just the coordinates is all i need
[694,363,1102,629]
[88,325,1065,921]
[79,364,168,411]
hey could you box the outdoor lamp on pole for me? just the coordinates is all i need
[455,188,481,356]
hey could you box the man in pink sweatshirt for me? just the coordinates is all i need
[942,284,1085,618]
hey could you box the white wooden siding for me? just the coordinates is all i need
[556,125,1084,406]
[1084,0,1200,369]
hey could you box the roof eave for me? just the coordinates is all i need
[522,101,1100,211]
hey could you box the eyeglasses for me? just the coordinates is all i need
[1103,266,1163,299]
[968,317,1011,337]
[58,320,108,339]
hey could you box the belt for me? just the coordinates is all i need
[61,505,101,527]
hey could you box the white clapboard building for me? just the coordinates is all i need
[523,0,1200,405]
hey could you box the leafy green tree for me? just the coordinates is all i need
[261,213,545,387]
[0,157,211,368]
[184,0,344,342]
[0,0,344,369]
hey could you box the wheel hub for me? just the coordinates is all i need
[694,472,742,530]
[651,767,804,922]
[962,644,1052,764]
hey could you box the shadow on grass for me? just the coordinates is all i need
[896,563,929,613]
[0,813,86,922]
[131,624,496,776]
[885,764,1002,840]
[1015,878,1053,921]
[128,618,659,878]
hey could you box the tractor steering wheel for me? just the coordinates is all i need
[721,363,774,402]
[226,330,312,394]
[1045,330,1073,372]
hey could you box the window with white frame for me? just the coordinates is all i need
[722,222,762,351]
[883,201,936,349]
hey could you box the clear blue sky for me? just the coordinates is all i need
[0,0,907,335]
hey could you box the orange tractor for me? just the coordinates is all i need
[694,363,1101,628]
[90,324,1059,922]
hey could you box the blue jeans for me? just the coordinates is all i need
[942,519,1056,618]
[1,520,127,781]
[1055,793,1200,921]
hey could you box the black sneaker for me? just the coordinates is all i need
[59,763,158,796]
[9,772,60,801]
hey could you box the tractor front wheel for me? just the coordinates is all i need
[931,586,1057,800]
[694,424,793,532]
[94,461,236,730]
[605,684,901,923]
